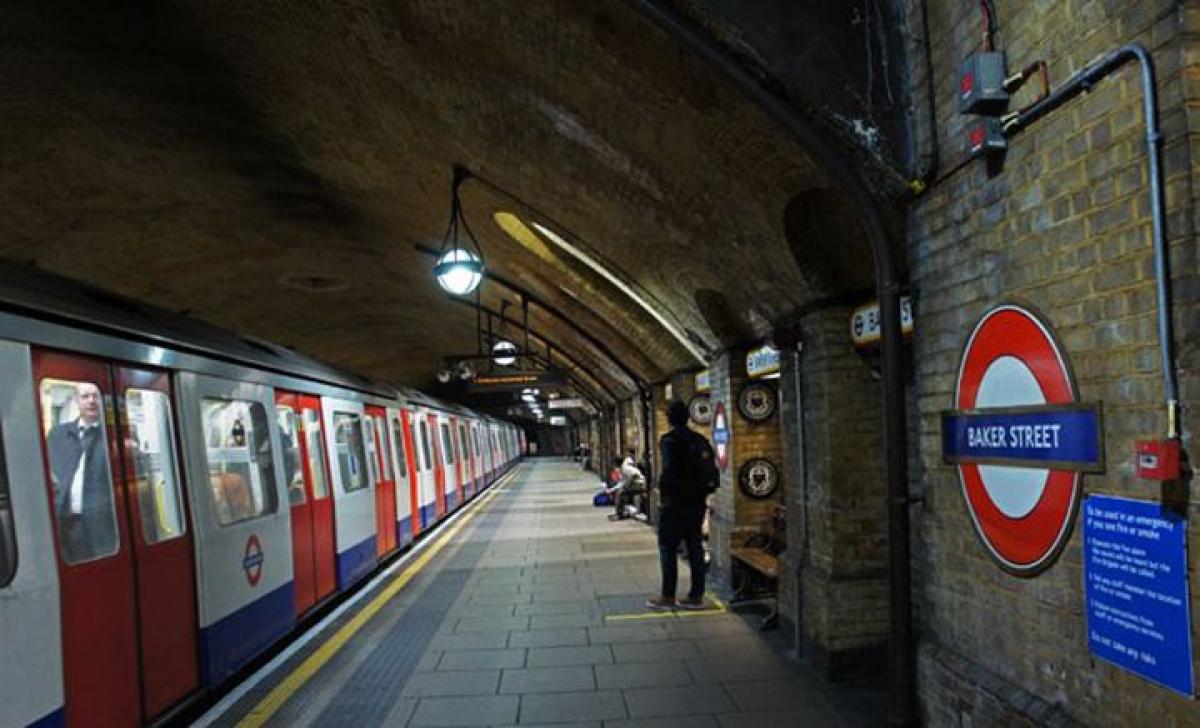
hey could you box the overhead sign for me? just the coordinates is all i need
[712,401,729,470]
[549,398,584,409]
[467,370,566,392]
[746,345,780,379]
[549,416,567,426]
[942,304,1100,575]
[1084,496,1193,696]
[851,296,914,348]
[695,370,711,392]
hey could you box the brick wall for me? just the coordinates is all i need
[709,352,736,583]
[772,307,891,679]
[906,0,1200,723]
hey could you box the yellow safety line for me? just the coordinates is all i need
[235,467,518,727]
[603,593,728,622]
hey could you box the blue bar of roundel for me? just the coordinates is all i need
[1083,496,1194,696]
[941,408,1100,466]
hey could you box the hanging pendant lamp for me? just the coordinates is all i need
[433,166,485,296]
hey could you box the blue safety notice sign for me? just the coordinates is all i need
[1084,495,1194,697]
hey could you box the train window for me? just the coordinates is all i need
[302,408,329,499]
[0,423,15,587]
[440,423,454,465]
[39,378,120,564]
[419,421,431,471]
[473,430,482,462]
[362,416,380,487]
[126,389,187,543]
[390,417,407,479]
[333,412,369,492]
[459,425,469,460]
[201,398,279,526]
[375,415,392,480]
[275,405,305,506]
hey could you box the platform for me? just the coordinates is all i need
[198,458,884,727]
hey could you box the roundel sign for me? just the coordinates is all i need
[711,401,730,470]
[243,534,264,586]
[941,304,1103,576]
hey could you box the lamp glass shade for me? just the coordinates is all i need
[434,249,483,296]
[492,340,518,366]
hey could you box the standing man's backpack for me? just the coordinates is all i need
[685,434,720,495]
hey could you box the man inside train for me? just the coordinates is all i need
[46,382,118,563]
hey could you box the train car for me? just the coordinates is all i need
[0,266,522,727]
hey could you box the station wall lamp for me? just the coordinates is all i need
[433,165,485,296]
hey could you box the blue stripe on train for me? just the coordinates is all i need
[27,706,65,728]
[397,517,413,548]
[445,491,458,512]
[419,503,436,528]
[198,582,293,686]
[336,534,377,590]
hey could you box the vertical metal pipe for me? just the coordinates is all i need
[1007,44,1178,437]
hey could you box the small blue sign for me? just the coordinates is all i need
[941,406,1102,470]
[1084,496,1194,697]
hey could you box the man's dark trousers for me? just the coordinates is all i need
[657,502,706,599]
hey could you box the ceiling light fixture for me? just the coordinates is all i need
[433,166,485,296]
[493,340,518,366]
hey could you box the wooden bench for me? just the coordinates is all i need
[732,547,780,580]
[729,506,786,630]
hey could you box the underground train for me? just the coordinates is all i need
[0,266,525,728]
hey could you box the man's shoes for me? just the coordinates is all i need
[645,595,676,610]
[677,596,707,610]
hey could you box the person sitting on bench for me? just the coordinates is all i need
[608,449,647,520]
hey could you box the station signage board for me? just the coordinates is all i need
[549,398,584,409]
[746,345,780,379]
[467,370,566,393]
[695,370,711,392]
[712,401,729,470]
[851,296,914,348]
[941,304,1102,575]
[1084,495,1194,696]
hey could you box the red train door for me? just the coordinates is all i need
[428,413,445,517]
[451,417,465,506]
[35,350,201,726]
[367,405,396,556]
[298,395,337,602]
[277,390,316,615]
[115,365,201,719]
[401,409,421,538]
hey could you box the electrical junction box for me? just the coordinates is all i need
[959,52,1009,115]
[1136,439,1181,481]
[966,117,1007,157]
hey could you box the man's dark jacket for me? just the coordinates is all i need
[658,426,711,508]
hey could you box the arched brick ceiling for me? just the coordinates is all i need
[0,1,885,401]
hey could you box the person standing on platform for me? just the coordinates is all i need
[647,400,717,610]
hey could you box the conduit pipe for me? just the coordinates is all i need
[1004,43,1179,438]
[629,2,915,724]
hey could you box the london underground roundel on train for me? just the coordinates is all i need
[941,304,1103,576]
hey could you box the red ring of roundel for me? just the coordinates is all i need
[955,305,1080,574]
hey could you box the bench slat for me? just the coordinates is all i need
[732,548,779,579]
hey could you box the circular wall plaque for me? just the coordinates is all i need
[687,394,713,425]
[737,383,777,422]
[738,458,778,499]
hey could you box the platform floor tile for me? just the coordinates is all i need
[203,459,886,727]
